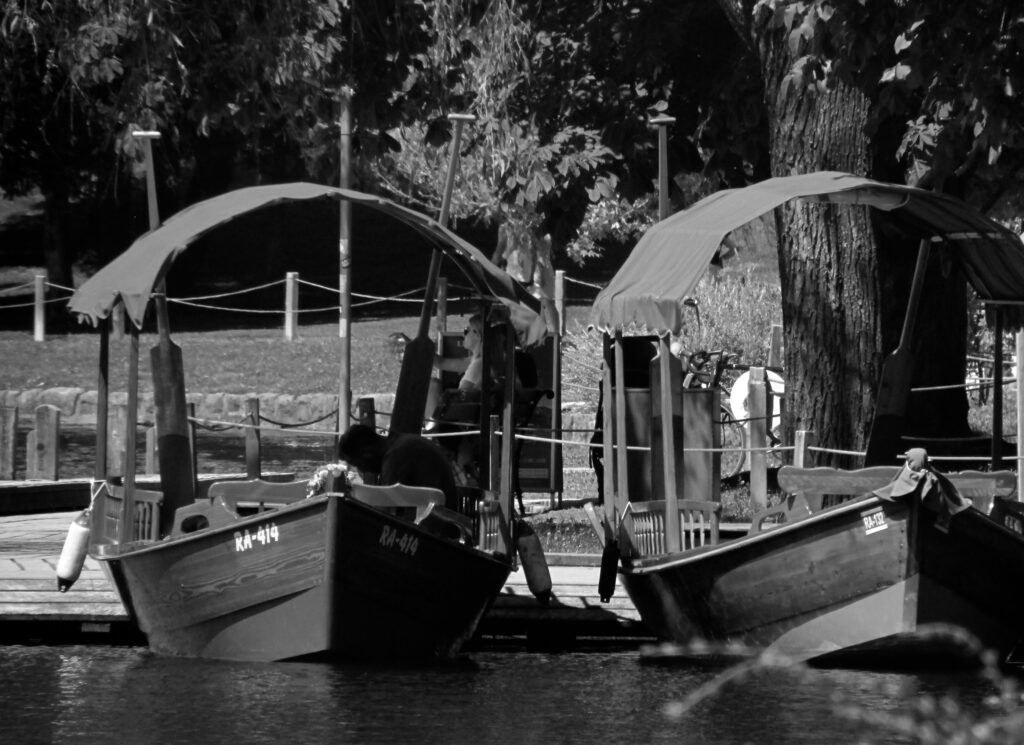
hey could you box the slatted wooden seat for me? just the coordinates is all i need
[100,484,163,543]
[777,465,1016,512]
[620,499,721,557]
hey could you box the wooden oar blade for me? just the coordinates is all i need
[389,336,434,436]
[864,347,914,466]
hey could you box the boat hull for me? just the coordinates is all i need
[96,495,510,661]
[621,495,1024,665]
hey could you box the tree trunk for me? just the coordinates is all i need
[757,29,880,466]
[751,14,973,466]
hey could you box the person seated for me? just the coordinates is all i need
[336,424,459,511]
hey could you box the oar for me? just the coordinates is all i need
[134,131,196,527]
[389,113,475,435]
[864,238,931,466]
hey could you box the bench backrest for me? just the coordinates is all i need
[620,499,721,557]
[777,465,1017,511]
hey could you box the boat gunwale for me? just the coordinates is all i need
[89,491,510,567]
[620,492,902,575]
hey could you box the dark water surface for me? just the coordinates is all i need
[0,645,1012,745]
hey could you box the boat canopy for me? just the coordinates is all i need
[590,171,1024,334]
[68,182,548,345]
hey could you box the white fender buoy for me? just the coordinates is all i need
[515,520,552,606]
[56,509,91,593]
[730,369,785,431]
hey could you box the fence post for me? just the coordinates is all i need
[27,404,60,480]
[245,397,261,480]
[748,367,768,509]
[284,271,298,342]
[356,397,376,428]
[793,430,816,468]
[0,407,16,479]
[554,270,565,336]
[145,426,159,474]
[768,324,783,369]
[34,274,46,342]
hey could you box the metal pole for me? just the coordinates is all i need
[338,89,353,436]
[650,115,676,221]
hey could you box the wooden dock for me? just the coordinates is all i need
[0,510,651,651]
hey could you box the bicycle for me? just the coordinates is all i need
[681,349,786,478]
[680,349,748,478]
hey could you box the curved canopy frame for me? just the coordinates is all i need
[68,182,548,345]
[590,171,1024,334]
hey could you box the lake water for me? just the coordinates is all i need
[1,645,1017,745]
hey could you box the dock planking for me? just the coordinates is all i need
[0,510,650,650]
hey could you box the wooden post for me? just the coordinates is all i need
[284,271,298,341]
[245,397,261,480]
[145,426,158,474]
[554,270,565,337]
[95,320,109,481]
[499,326,516,522]
[109,403,128,478]
[613,332,630,520]
[768,324,783,369]
[601,338,616,527]
[187,403,198,497]
[435,278,448,337]
[29,405,60,481]
[112,304,125,342]
[489,414,501,493]
[0,407,16,480]
[748,367,768,509]
[356,397,377,428]
[119,326,140,544]
[656,335,680,552]
[992,308,1004,468]
[794,430,816,468]
[1018,331,1024,502]
[33,273,45,342]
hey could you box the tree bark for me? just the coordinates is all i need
[756,23,880,466]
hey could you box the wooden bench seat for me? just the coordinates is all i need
[620,499,721,557]
[759,465,1019,534]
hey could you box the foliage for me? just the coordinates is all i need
[753,0,1024,201]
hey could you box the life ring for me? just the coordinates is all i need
[729,370,785,431]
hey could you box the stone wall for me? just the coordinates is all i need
[0,388,397,431]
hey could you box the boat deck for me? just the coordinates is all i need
[0,510,650,652]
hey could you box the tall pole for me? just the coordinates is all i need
[338,89,353,437]
[650,114,675,221]
[133,129,195,529]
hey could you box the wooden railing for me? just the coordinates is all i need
[619,499,721,557]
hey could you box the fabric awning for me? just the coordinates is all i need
[590,171,1024,334]
[68,182,548,345]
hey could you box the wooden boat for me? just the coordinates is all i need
[588,172,1024,666]
[66,179,550,661]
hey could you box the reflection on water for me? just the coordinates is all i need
[13,427,338,481]
[0,646,1016,745]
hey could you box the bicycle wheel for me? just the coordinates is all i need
[718,405,746,478]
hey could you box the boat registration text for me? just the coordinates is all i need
[234,523,281,552]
